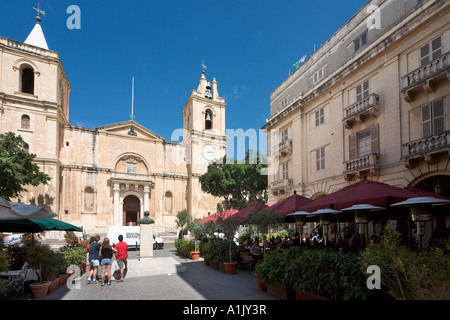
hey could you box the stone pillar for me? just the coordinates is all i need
[113,183,121,226]
[139,211,154,261]
[143,186,150,213]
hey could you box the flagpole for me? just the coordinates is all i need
[131,76,134,120]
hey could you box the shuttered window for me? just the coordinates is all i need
[315,147,325,171]
[421,99,445,137]
[419,36,442,66]
[349,124,379,159]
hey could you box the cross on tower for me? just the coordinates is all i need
[33,0,46,18]
[201,60,207,73]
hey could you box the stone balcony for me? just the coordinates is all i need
[401,52,450,103]
[278,139,293,156]
[343,153,380,181]
[343,94,380,129]
[402,130,450,169]
[270,178,293,194]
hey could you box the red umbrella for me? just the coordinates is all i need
[269,192,313,217]
[197,209,239,223]
[299,179,423,212]
[232,202,270,221]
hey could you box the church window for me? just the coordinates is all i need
[84,187,95,212]
[127,162,137,174]
[165,191,173,213]
[21,115,30,129]
[20,65,35,95]
[205,109,213,130]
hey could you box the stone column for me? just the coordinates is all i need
[143,186,150,213]
[113,183,121,226]
[139,211,154,261]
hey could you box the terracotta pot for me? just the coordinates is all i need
[210,261,218,269]
[49,278,60,293]
[29,281,51,299]
[256,275,267,291]
[190,252,200,260]
[295,289,328,300]
[59,273,70,286]
[224,262,238,275]
[218,262,225,273]
[204,259,210,266]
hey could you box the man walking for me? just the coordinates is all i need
[114,235,128,282]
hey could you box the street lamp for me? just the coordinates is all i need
[391,197,450,251]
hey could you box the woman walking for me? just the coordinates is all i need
[99,238,117,286]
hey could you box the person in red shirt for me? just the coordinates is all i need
[114,235,128,282]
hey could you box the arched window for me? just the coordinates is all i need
[20,65,35,95]
[84,187,95,212]
[205,109,213,130]
[23,143,29,153]
[165,191,173,213]
[21,115,30,130]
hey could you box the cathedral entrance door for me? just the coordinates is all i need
[123,195,140,226]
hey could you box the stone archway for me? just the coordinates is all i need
[411,173,450,198]
[123,195,140,226]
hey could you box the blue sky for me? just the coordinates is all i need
[0,0,368,158]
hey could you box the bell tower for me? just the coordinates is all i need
[182,68,227,217]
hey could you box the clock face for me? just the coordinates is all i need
[202,145,216,161]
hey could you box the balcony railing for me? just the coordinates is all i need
[343,94,380,129]
[401,52,449,102]
[270,178,292,193]
[343,153,380,180]
[278,139,293,156]
[402,130,449,167]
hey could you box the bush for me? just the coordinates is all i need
[60,246,86,269]
[255,246,369,300]
[361,226,450,300]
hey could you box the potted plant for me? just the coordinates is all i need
[216,215,241,275]
[27,245,53,299]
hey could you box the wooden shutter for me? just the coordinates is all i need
[370,124,379,154]
[349,133,357,160]
[421,104,431,137]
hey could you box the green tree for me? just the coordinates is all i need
[175,209,192,237]
[0,132,51,200]
[199,150,268,210]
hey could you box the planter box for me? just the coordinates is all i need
[204,259,210,266]
[295,289,328,300]
[48,278,60,293]
[266,282,296,300]
[256,275,267,291]
[210,261,218,269]
[218,262,225,273]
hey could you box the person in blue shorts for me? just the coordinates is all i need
[87,235,101,284]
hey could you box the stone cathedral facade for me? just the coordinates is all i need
[0,17,227,234]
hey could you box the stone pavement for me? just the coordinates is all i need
[42,242,278,300]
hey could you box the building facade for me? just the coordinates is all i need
[264,0,449,205]
[0,18,227,234]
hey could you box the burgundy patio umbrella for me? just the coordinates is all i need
[231,202,270,221]
[299,179,424,213]
[269,192,313,218]
[197,208,239,223]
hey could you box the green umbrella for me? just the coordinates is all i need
[0,218,82,233]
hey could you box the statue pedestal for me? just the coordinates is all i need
[139,224,153,260]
